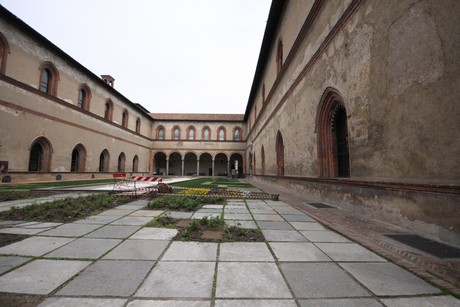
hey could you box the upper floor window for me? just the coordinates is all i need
[0,32,9,74]
[135,118,141,133]
[234,128,242,141]
[276,39,283,74]
[218,127,226,141]
[158,127,165,140]
[188,127,195,140]
[104,100,113,121]
[39,62,59,96]
[77,85,91,111]
[122,109,129,128]
[203,127,210,140]
[173,126,180,140]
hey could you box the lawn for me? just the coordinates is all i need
[171,178,254,190]
[0,179,115,191]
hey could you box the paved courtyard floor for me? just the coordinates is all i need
[0,196,458,306]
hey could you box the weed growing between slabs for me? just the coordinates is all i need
[0,193,132,223]
[147,195,224,211]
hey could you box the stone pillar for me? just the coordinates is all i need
[197,160,200,176]
[166,158,169,176]
[149,150,154,174]
[181,159,185,176]
[212,159,215,177]
[227,160,230,178]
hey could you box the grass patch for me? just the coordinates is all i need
[0,193,132,223]
[145,216,177,229]
[147,195,224,211]
[0,179,115,191]
[171,178,253,190]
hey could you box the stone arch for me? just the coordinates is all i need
[315,88,350,178]
[202,126,211,140]
[98,149,110,172]
[276,130,284,176]
[230,153,244,178]
[199,152,212,176]
[28,137,53,172]
[104,99,114,121]
[156,125,165,140]
[39,61,59,96]
[132,155,139,173]
[117,152,126,172]
[214,153,228,176]
[71,143,86,172]
[77,84,91,111]
[168,152,182,175]
[153,152,167,175]
[186,125,196,140]
[184,152,198,175]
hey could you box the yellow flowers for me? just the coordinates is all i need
[178,188,210,195]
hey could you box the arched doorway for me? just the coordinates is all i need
[99,149,110,172]
[199,153,212,176]
[71,144,86,172]
[168,152,182,176]
[184,152,197,176]
[276,131,284,176]
[214,153,228,176]
[230,153,244,178]
[28,137,52,172]
[118,153,126,172]
[153,152,167,175]
[316,88,350,178]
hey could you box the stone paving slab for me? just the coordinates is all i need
[0,259,90,294]
[97,209,136,216]
[380,296,460,307]
[262,230,308,242]
[215,300,297,307]
[290,222,325,231]
[252,214,284,221]
[45,238,122,259]
[316,243,386,262]
[84,225,141,239]
[280,263,371,298]
[0,255,31,274]
[128,300,210,307]
[298,298,383,307]
[224,208,250,214]
[269,242,331,262]
[219,242,274,262]
[250,208,277,214]
[130,227,178,240]
[192,213,221,219]
[103,239,169,260]
[203,205,224,209]
[0,227,49,235]
[340,262,441,296]
[39,223,101,237]
[257,221,294,230]
[58,260,153,297]
[0,236,74,256]
[162,211,193,219]
[73,215,121,225]
[216,262,292,298]
[273,207,304,215]
[136,261,215,298]
[223,213,253,220]
[14,221,62,229]
[300,230,350,242]
[224,220,257,229]
[110,216,153,226]
[116,203,146,210]
[129,210,164,217]
[225,205,246,209]
[122,199,149,206]
[38,297,127,307]
[195,208,223,213]
[0,220,24,227]
[162,242,217,261]
[282,214,315,222]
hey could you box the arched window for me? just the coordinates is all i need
[77,85,91,111]
[135,118,141,133]
[157,126,165,140]
[316,88,350,178]
[202,127,211,140]
[39,62,59,95]
[71,144,86,172]
[98,149,110,172]
[187,126,196,140]
[104,100,113,121]
[276,39,283,74]
[28,137,53,172]
[0,32,9,74]
[261,145,265,175]
[233,127,242,141]
[122,109,129,128]
[218,127,226,141]
[132,155,139,173]
[118,152,126,172]
[172,126,181,140]
[276,130,284,176]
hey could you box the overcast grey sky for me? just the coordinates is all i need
[0,0,271,114]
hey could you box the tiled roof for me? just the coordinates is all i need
[149,113,245,122]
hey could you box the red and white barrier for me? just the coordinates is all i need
[129,176,163,184]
